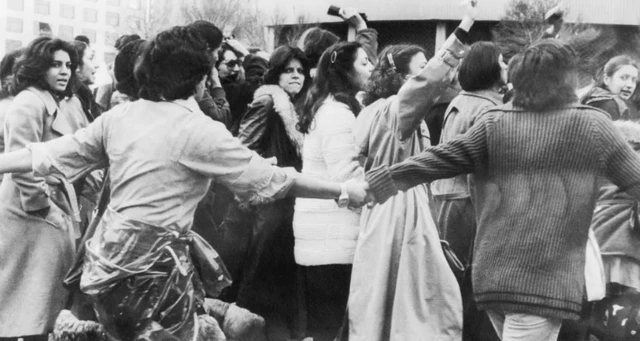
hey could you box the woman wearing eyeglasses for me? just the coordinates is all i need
[0,36,82,341]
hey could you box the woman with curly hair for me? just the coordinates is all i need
[0,48,23,156]
[0,36,80,341]
[347,3,476,340]
[232,45,311,340]
[0,26,370,341]
[581,55,639,121]
[294,40,373,341]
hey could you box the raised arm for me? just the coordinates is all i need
[394,0,477,140]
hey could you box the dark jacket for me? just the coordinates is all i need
[581,86,635,121]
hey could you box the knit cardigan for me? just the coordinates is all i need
[293,96,363,266]
[366,103,640,320]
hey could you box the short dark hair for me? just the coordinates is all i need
[72,40,90,66]
[74,35,90,46]
[263,45,311,96]
[115,34,141,50]
[12,36,78,97]
[298,41,363,134]
[299,27,339,68]
[189,20,223,52]
[511,39,578,111]
[458,41,503,92]
[135,26,212,102]
[115,39,145,98]
[362,44,425,106]
[0,48,23,99]
[215,43,242,68]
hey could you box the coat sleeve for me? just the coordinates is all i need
[28,113,109,184]
[197,88,232,129]
[317,106,364,182]
[178,115,296,205]
[393,33,470,141]
[596,114,640,199]
[5,93,52,212]
[356,28,379,65]
[237,96,272,153]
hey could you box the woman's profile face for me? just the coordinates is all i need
[351,48,373,91]
[77,46,98,85]
[605,64,638,100]
[278,58,305,96]
[405,52,427,78]
[45,50,72,93]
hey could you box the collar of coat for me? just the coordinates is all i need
[27,86,59,116]
[253,85,304,153]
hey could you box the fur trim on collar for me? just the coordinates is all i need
[253,85,304,152]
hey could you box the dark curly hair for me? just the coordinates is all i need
[263,45,311,99]
[299,27,339,68]
[511,39,578,111]
[11,36,78,97]
[362,44,425,106]
[115,39,145,98]
[0,48,23,100]
[458,41,503,92]
[135,26,213,102]
[188,20,223,52]
[298,42,364,134]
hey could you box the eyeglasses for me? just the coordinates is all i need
[222,60,240,68]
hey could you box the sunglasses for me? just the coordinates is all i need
[223,60,240,68]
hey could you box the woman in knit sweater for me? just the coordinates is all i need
[365,39,640,341]
[294,41,373,341]
[347,4,475,338]
[581,55,638,121]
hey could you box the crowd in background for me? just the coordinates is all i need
[2,1,640,341]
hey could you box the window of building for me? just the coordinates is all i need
[82,29,97,44]
[34,22,52,36]
[7,0,24,11]
[35,0,50,15]
[107,0,120,6]
[106,12,120,27]
[83,8,98,23]
[60,4,74,19]
[59,25,74,40]
[6,40,23,53]
[128,0,140,9]
[127,16,142,30]
[105,32,119,47]
[6,17,23,33]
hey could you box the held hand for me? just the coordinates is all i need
[460,0,479,21]
[339,7,367,31]
[209,67,222,89]
[344,179,370,208]
[225,39,250,57]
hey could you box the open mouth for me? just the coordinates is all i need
[620,90,633,98]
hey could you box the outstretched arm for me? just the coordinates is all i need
[0,149,33,174]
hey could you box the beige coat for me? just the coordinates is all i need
[0,87,88,336]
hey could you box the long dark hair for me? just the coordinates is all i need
[135,26,213,101]
[458,41,504,92]
[0,48,23,100]
[362,44,424,106]
[11,36,78,97]
[263,45,311,100]
[511,39,578,111]
[298,41,363,134]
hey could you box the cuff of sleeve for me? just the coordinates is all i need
[435,33,471,68]
[365,165,398,204]
[453,28,471,45]
[22,194,50,213]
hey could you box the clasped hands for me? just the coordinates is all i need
[343,178,376,209]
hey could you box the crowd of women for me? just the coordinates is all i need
[2,0,640,340]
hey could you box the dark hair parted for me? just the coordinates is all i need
[74,35,90,46]
[300,27,339,68]
[298,41,363,134]
[511,39,578,111]
[362,44,425,106]
[263,46,311,97]
[115,39,145,98]
[189,20,223,52]
[458,41,503,92]
[11,36,78,97]
[0,48,23,100]
[215,43,241,68]
[596,55,639,89]
[135,26,213,102]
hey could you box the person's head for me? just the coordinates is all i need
[74,35,90,46]
[216,44,242,82]
[114,34,141,51]
[298,27,340,69]
[12,36,78,97]
[188,20,224,62]
[0,48,23,99]
[114,39,145,98]
[262,46,311,98]
[510,39,578,111]
[73,40,98,86]
[599,55,639,101]
[458,41,508,92]
[298,41,373,134]
[135,26,212,102]
[243,53,268,83]
[362,44,426,106]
